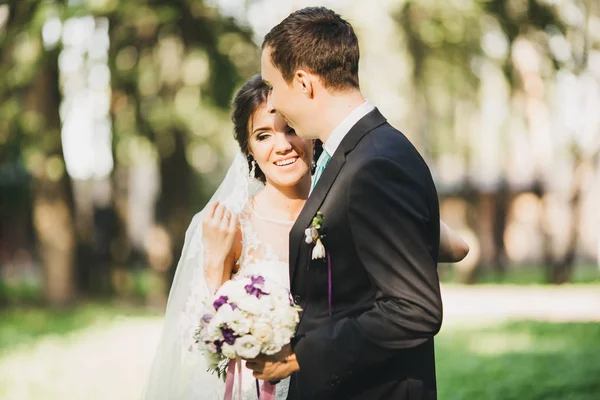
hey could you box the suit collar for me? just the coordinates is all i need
[322,100,375,157]
[339,108,387,154]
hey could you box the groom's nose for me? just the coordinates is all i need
[266,95,276,114]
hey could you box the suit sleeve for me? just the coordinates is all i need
[292,156,443,393]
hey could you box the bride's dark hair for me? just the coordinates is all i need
[231,74,269,183]
[231,74,323,182]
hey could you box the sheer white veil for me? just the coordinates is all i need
[141,151,264,399]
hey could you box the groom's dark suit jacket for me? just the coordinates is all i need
[287,109,442,400]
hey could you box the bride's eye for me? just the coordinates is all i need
[256,133,270,141]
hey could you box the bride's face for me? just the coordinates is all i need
[248,104,312,188]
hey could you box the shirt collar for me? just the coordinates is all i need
[322,100,375,157]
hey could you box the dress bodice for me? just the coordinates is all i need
[230,202,293,400]
[232,203,292,288]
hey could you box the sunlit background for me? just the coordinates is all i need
[1,0,599,399]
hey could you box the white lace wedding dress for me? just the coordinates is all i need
[179,200,293,400]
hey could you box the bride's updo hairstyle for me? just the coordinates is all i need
[231,74,269,183]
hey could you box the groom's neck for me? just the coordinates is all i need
[316,88,366,144]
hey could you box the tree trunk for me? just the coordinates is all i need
[547,158,587,284]
[491,181,511,277]
[455,182,481,283]
[461,191,496,284]
[154,129,191,294]
[27,50,77,306]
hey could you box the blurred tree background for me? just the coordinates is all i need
[0,0,599,305]
[0,0,258,306]
[1,1,599,399]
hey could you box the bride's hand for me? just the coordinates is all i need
[202,201,238,289]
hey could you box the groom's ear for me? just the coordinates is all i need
[295,70,314,99]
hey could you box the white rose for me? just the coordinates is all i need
[221,343,237,359]
[251,322,274,344]
[270,289,291,307]
[234,335,261,359]
[272,305,299,328]
[217,303,235,319]
[229,312,252,336]
[281,327,295,341]
[261,342,282,356]
[236,295,262,315]
[205,318,223,341]
[273,326,294,348]
[258,294,275,312]
[286,307,300,325]
[226,281,250,303]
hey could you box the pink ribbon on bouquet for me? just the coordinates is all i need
[223,358,277,400]
[224,358,242,400]
[259,380,276,400]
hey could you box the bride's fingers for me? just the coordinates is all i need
[213,203,225,225]
[219,209,231,230]
[202,203,217,230]
[228,212,238,234]
[204,202,218,221]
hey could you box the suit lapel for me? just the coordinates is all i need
[289,151,345,280]
[289,108,388,281]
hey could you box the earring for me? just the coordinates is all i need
[249,160,256,178]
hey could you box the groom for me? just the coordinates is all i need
[245,7,443,399]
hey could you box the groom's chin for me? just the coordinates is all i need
[295,130,316,140]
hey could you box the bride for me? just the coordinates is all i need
[141,74,469,399]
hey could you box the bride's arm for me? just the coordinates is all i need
[439,219,469,262]
[202,201,239,293]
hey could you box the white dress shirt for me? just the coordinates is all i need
[322,100,375,157]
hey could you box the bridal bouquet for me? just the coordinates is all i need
[193,275,301,377]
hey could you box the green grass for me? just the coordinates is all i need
[436,321,600,400]
[0,302,159,353]
[1,304,599,399]
[0,280,42,303]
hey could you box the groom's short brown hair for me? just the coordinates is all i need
[262,7,359,91]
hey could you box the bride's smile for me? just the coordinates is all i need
[274,156,298,167]
[248,105,312,189]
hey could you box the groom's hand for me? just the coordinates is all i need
[244,343,300,381]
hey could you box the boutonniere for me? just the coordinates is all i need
[304,211,326,260]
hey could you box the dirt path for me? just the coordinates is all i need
[440,284,600,327]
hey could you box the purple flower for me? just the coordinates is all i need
[250,275,265,286]
[229,303,238,310]
[244,275,269,298]
[213,295,228,310]
[215,340,223,353]
[220,325,236,345]
[245,284,269,298]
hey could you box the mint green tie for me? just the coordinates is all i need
[311,149,331,191]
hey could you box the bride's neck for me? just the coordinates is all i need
[255,180,309,221]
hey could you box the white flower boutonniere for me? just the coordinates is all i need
[304,211,326,260]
